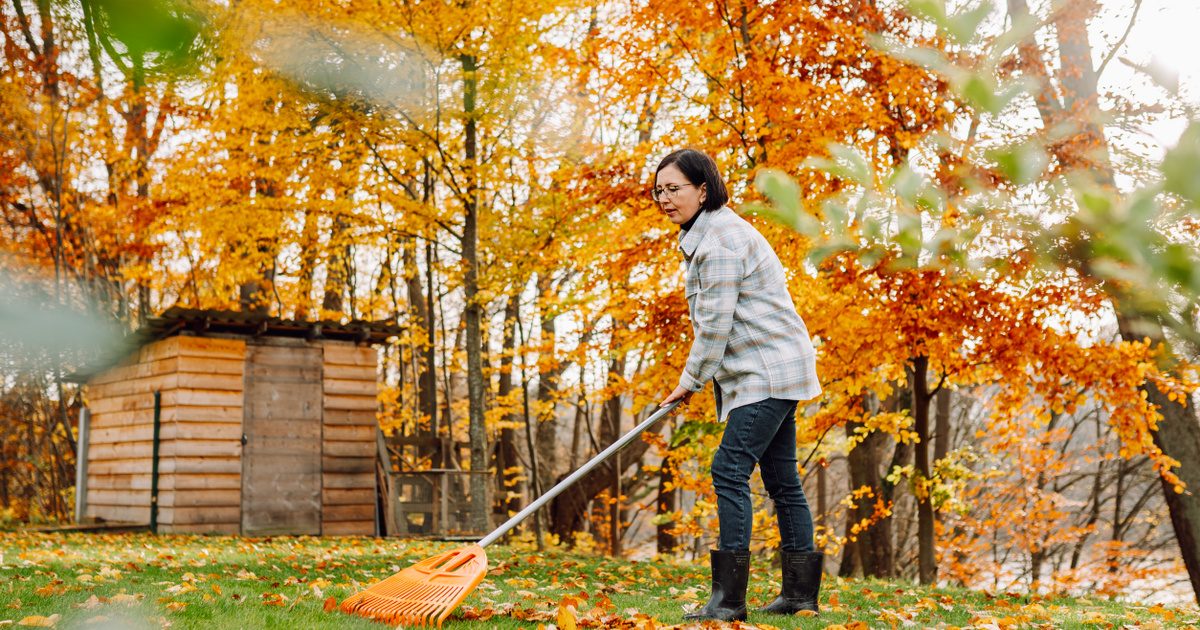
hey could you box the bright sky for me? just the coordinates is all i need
[1098,0,1200,149]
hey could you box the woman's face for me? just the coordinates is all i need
[655,164,706,226]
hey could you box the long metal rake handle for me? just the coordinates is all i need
[477,398,682,548]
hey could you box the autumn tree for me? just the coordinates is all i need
[1,0,199,514]
[999,0,1200,601]
[756,0,1199,594]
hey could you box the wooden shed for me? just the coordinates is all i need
[71,308,402,536]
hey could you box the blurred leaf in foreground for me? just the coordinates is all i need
[0,279,124,373]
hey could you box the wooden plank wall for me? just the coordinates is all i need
[241,342,323,535]
[159,336,246,534]
[84,337,181,524]
[322,341,378,535]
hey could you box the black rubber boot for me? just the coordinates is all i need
[760,550,823,614]
[683,549,750,622]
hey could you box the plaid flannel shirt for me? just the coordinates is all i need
[678,206,822,421]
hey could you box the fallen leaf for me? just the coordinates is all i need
[557,602,577,630]
[824,623,869,630]
[97,567,121,581]
[323,597,338,612]
[17,615,59,628]
[75,595,102,610]
[166,582,197,595]
[1148,605,1176,622]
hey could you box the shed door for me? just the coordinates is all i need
[241,343,323,535]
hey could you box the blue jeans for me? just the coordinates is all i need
[712,397,815,552]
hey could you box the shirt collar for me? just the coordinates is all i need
[678,207,719,258]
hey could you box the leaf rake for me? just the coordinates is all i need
[340,399,682,627]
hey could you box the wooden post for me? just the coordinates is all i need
[74,407,90,523]
[376,430,396,537]
[150,391,162,533]
[440,473,450,536]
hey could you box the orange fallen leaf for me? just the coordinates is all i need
[556,602,577,630]
[17,615,60,627]
[324,596,338,612]
[1147,605,1176,622]
[827,623,869,630]
[34,585,59,597]
[108,593,141,605]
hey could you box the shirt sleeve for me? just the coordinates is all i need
[679,244,742,392]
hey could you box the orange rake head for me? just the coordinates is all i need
[340,544,489,628]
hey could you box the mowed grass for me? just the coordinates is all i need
[0,532,1195,629]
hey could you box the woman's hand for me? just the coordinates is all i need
[660,385,695,408]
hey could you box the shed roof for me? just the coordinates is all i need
[67,307,403,383]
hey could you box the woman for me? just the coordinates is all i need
[655,149,824,621]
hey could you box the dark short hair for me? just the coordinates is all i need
[655,149,729,212]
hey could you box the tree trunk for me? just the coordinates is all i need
[516,309,545,549]
[460,51,490,533]
[603,351,626,556]
[1121,320,1200,601]
[817,458,828,526]
[495,294,523,516]
[321,215,350,316]
[911,357,937,584]
[294,210,320,320]
[656,446,678,554]
[837,497,861,577]
[535,274,561,492]
[846,419,894,577]
[933,388,951,536]
[425,238,443,466]
[934,389,950,462]
[403,238,439,434]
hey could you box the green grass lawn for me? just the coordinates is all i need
[0,532,1194,629]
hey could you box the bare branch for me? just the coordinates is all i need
[1096,0,1143,78]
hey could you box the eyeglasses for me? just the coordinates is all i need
[650,183,695,202]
